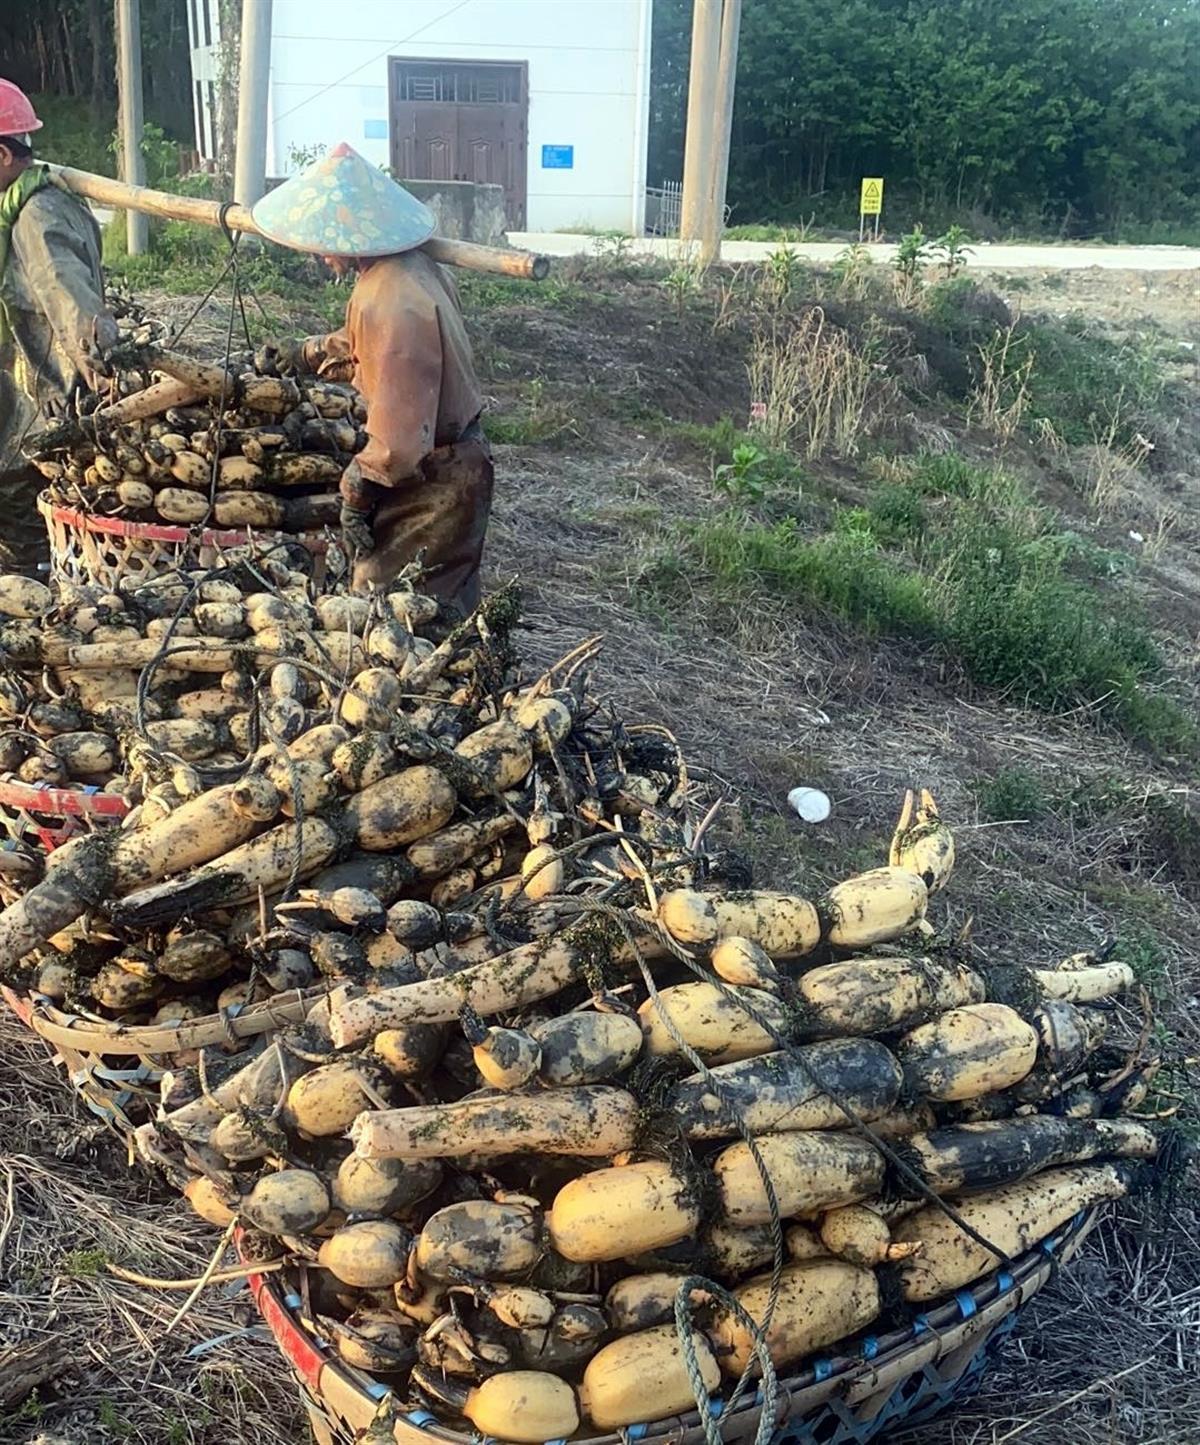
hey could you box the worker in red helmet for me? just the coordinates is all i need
[0,79,118,573]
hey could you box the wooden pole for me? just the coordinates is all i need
[700,0,742,266]
[680,0,723,244]
[234,0,274,208]
[46,164,551,279]
[115,0,149,256]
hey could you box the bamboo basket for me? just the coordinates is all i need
[4,984,325,1134]
[241,1210,1099,1445]
[39,493,336,591]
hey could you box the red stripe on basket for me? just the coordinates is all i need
[1,985,34,1026]
[251,1272,326,1388]
[49,501,329,552]
[0,780,131,817]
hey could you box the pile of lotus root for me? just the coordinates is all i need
[0,556,1165,1443]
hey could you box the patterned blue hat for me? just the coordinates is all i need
[251,142,435,257]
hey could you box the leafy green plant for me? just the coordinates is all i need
[714,443,774,504]
[592,233,634,263]
[62,1246,109,1277]
[762,244,801,304]
[934,224,974,276]
[830,243,873,300]
[287,140,328,170]
[893,225,932,299]
[661,263,700,316]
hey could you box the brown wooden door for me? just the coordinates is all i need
[389,59,528,229]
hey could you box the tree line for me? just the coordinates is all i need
[0,0,194,158]
[650,0,1200,237]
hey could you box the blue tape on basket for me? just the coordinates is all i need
[82,784,99,795]
[997,1270,1014,1292]
[94,1064,152,1084]
[365,1382,389,1401]
[626,1424,650,1440]
[1041,1235,1059,1256]
[405,1411,436,1429]
[956,1291,977,1319]
[912,1314,930,1335]
[862,1335,879,1360]
[225,1003,245,1018]
[813,1358,833,1382]
[706,1399,724,1419]
[283,1292,302,1309]
[546,1438,568,1445]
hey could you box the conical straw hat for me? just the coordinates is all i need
[251,142,436,257]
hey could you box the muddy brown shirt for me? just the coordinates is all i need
[3,182,106,415]
[313,250,483,488]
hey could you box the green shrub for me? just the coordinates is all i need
[865,483,926,542]
[976,767,1047,821]
[1020,316,1163,445]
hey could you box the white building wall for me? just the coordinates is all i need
[246,0,652,234]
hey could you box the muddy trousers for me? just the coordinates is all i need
[352,427,494,619]
[0,465,49,576]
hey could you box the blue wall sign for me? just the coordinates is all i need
[363,118,388,140]
[541,144,574,170]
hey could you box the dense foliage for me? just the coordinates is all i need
[650,0,1200,238]
[0,0,193,150]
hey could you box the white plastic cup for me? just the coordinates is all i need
[788,786,831,823]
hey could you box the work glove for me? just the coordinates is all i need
[339,459,383,560]
[78,313,121,391]
[256,337,320,376]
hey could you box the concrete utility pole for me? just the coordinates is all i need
[679,0,722,244]
[114,0,148,255]
[234,0,274,207]
[700,0,742,264]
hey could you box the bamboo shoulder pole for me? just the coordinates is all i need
[48,163,550,280]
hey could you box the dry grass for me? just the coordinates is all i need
[969,320,1034,441]
[1082,402,1156,517]
[748,306,888,458]
[0,1010,304,1444]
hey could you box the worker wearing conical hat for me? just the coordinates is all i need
[254,143,491,616]
[0,79,117,574]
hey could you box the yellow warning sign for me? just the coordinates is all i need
[860,177,884,215]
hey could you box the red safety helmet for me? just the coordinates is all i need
[0,80,43,138]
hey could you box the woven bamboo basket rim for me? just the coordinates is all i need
[21,984,324,1057]
[38,494,332,553]
[240,1209,1099,1445]
[0,776,132,819]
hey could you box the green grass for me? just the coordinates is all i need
[458,271,590,312]
[655,450,1194,755]
[1018,314,1164,446]
[682,513,937,637]
[1115,918,1171,991]
[61,1246,109,1277]
[486,381,576,445]
[975,768,1049,822]
[725,223,831,242]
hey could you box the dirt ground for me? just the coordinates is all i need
[1,262,1197,1444]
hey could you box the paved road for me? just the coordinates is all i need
[511,232,1200,272]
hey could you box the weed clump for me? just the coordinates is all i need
[663,449,1194,757]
